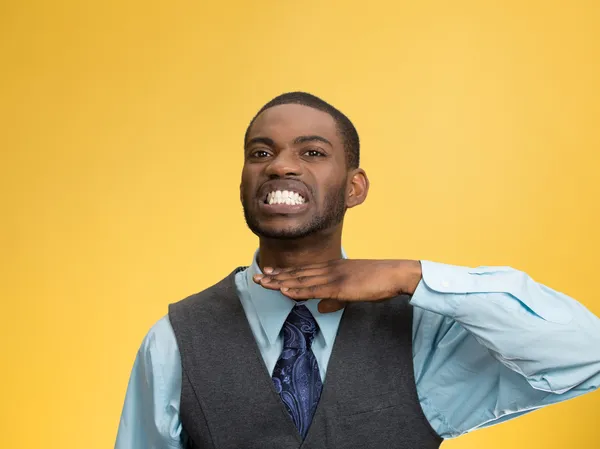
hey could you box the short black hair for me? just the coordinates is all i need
[244,92,360,169]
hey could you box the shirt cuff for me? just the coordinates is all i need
[410,261,470,318]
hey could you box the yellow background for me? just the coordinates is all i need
[1,1,599,448]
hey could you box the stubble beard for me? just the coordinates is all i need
[242,183,347,240]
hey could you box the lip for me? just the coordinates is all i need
[258,200,309,215]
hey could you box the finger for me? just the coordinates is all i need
[261,269,329,282]
[252,274,287,289]
[252,273,279,284]
[267,260,337,275]
[275,275,331,289]
[318,299,346,313]
[280,283,336,300]
[254,279,287,290]
[257,275,330,290]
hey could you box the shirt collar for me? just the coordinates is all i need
[245,248,347,346]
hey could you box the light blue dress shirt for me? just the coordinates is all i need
[115,253,600,448]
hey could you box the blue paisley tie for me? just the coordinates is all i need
[272,304,323,439]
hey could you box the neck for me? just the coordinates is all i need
[257,228,343,270]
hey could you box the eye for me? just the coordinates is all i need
[250,149,271,159]
[304,149,326,158]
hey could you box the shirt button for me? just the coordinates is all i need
[441,281,450,288]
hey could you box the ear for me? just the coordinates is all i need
[346,168,369,208]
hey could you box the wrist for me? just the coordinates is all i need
[393,259,422,296]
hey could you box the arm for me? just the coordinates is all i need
[254,258,600,438]
[412,261,600,437]
[115,316,184,449]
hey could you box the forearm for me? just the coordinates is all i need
[410,261,600,393]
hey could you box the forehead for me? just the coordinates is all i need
[247,104,341,146]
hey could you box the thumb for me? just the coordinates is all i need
[318,299,346,314]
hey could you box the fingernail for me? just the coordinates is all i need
[261,277,270,283]
[281,287,289,292]
[254,274,263,280]
[264,267,274,274]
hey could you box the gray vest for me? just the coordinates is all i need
[169,268,442,449]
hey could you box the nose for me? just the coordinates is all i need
[264,150,301,178]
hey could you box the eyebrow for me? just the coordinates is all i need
[245,137,274,149]
[245,135,333,150]
[292,135,333,147]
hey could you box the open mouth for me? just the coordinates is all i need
[262,189,307,206]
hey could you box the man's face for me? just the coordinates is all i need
[241,104,349,240]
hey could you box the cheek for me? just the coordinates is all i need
[240,185,252,201]
[240,167,255,192]
[325,179,350,205]
[241,162,263,179]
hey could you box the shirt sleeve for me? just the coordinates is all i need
[115,316,184,449]
[411,261,600,439]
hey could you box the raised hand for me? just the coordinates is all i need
[253,259,422,313]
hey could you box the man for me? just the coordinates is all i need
[115,92,600,448]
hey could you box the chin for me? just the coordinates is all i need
[254,226,310,240]
[243,206,318,240]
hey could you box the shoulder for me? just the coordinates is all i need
[169,267,248,317]
[138,315,180,362]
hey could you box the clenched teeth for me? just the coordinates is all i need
[266,190,306,205]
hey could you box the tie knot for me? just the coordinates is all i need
[282,305,319,349]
